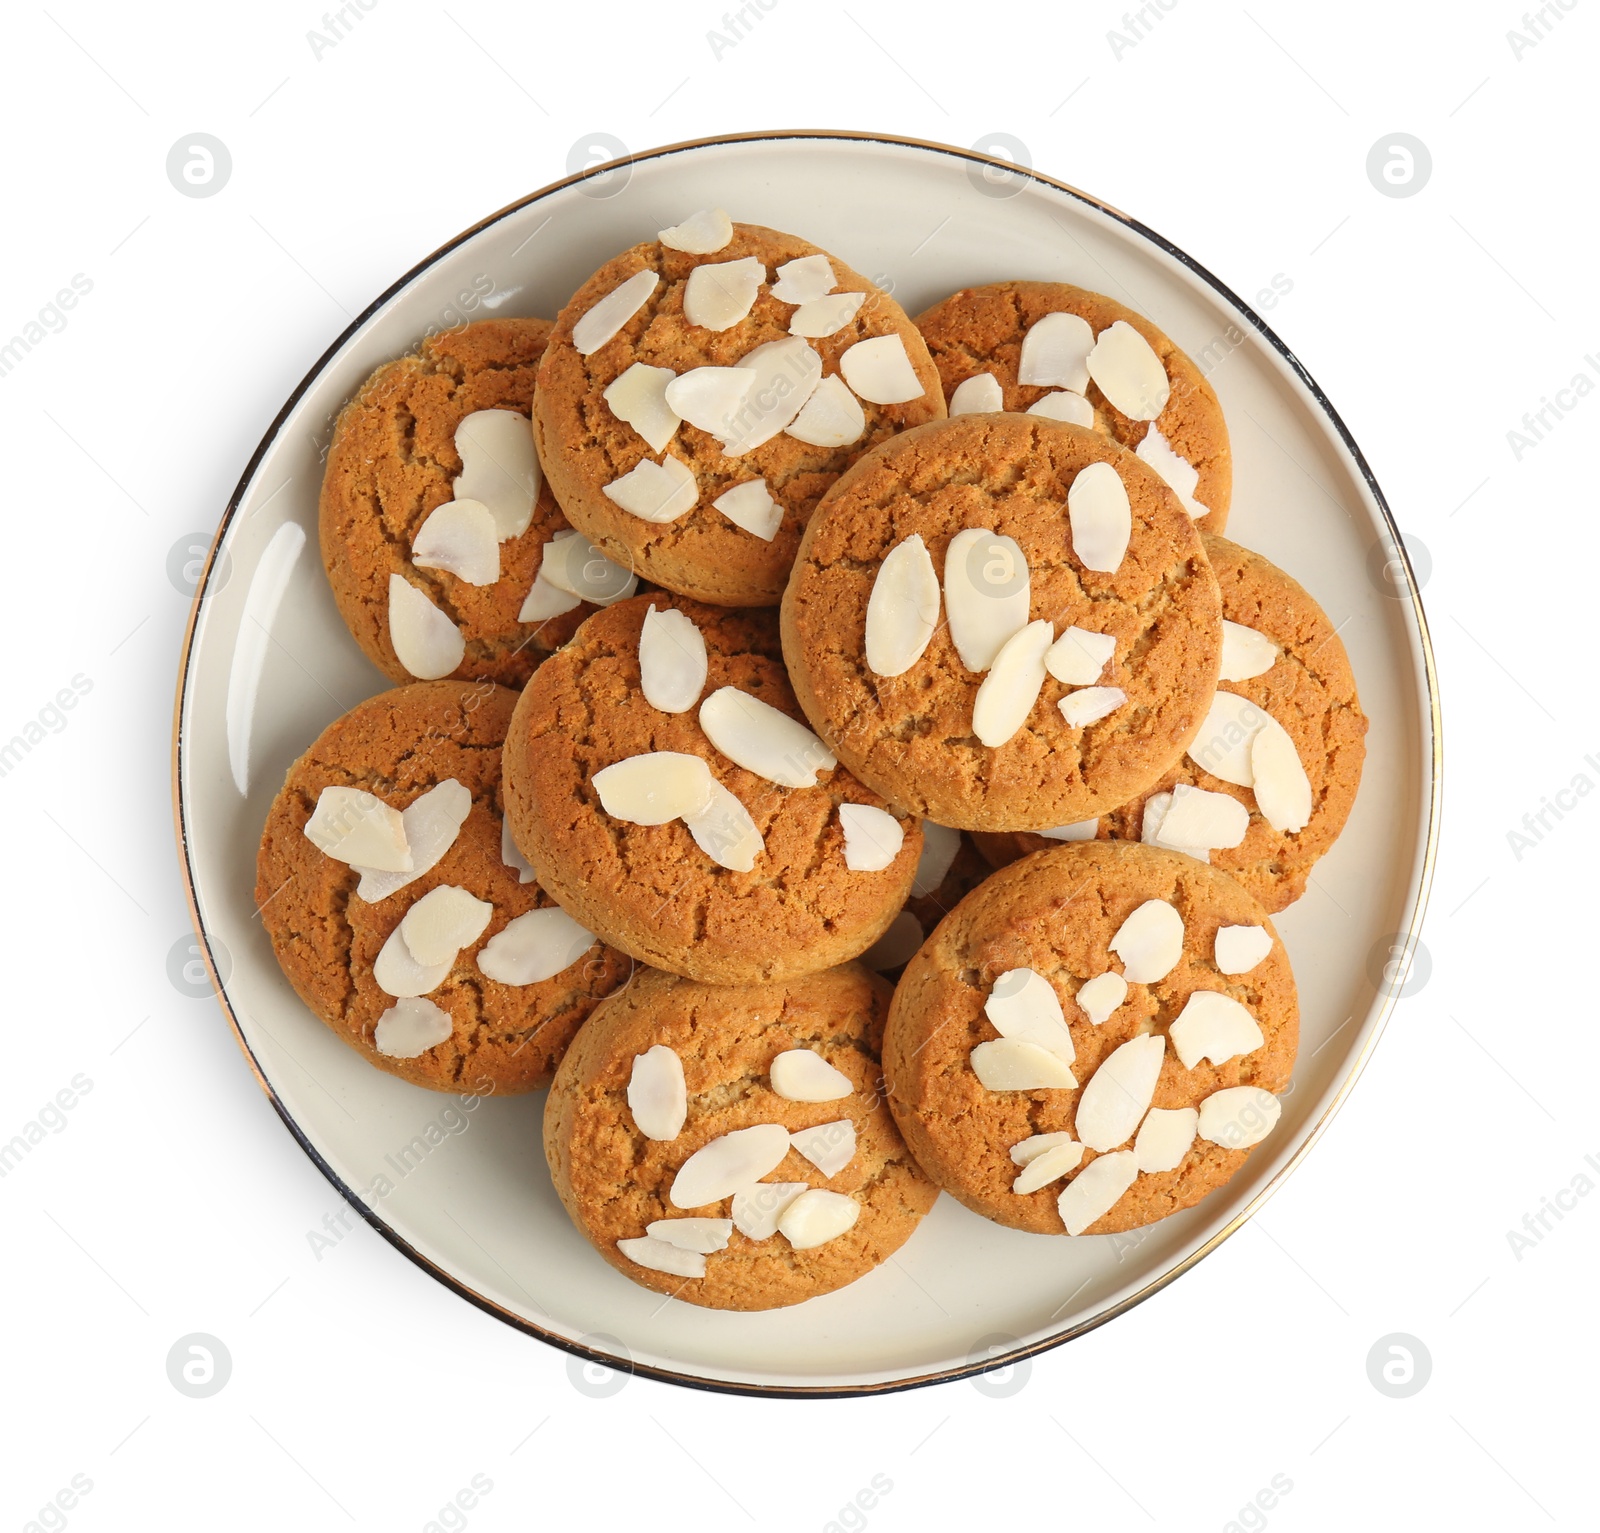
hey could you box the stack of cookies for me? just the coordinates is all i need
[257,209,1366,1312]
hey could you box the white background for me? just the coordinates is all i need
[1,1,1591,1528]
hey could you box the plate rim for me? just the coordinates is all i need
[170,127,1442,1399]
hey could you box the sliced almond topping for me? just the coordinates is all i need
[616,1235,705,1278]
[1109,899,1184,984]
[1170,991,1265,1069]
[861,910,923,971]
[572,269,659,355]
[1057,1150,1139,1235]
[789,1120,856,1178]
[711,478,783,540]
[664,364,757,437]
[683,779,764,872]
[1250,718,1312,833]
[731,1181,809,1240]
[1075,971,1127,1025]
[985,968,1075,1064]
[604,362,681,452]
[1058,686,1126,728]
[949,372,1004,415]
[910,822,961,897]
[646,1217,732,1253]
[972,620,1053,747]
[1074,1034,1165,1151]
[1018,311,1094,391]
[1045,626,1116,686]
[538,529,639,606]
[1027,390,1094,427]
[1219,620,1279,682]
[602,453,698,523]
[373,923,453,998]
[354,780,472,902]
[789,292,865,338]
[1140,791,1176,849]
[770,1049,853,1102]
[1086,320,1170,421]
[1068,461,1132,574]
[399,884,493,967]
[305,787,411,873]
[1157,783,1250,851]
[970,1038,1077,1091]
[1013,1138,1086,1194]
[500,816,536,884]
[769,254,836,303]
[1215,924,1273,975]
[639,604,708,714]
[943,528,1031,672]
[1136,425,1207,518]
[683,255,765,331]
[669,1122,792,1208]
[838,804,903,872]
[1197,1086,1281,1149]
[722,336,823,455]
[1186,691,1268,786]
[517,567,583,622]
[388,575,464,680]
[699,686,836,788]
[658,207,733,254]
[627,1045,687,1141]
[412,498,500,585]
[453,410,541,539]
[592,751,715,825]
[784,375,866,446]
[477,907,595,985]
[839,334,924,404]
[1010,1131,1077,1167]
[865,534,940,678]
[778,1188,860,1249]
[1134,1106,1198,1173]
[1037,819,1100,843]
[374,996,453,1058]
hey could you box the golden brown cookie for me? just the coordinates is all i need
[320,318,607,689]
[915,279,1230,532]
[884,841,1297,1235]
[534,221,945,608]
[781,414,1223,831]
[255,680,631,1093]
[545,964,938,1311]
[502,596,922,985]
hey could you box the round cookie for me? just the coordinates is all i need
[884,841,1297,1236]
[320,318,613,689]
[502,595,922,985]
[534,220,946,607]
[915,279,1231,532]
[781,413,1223,831]
[255,680,632,1093]
[968,536,1366,910]
[544,963,938,1311]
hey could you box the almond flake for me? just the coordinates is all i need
[770,1049,853,1102]
[722,337,823,455]
[639,604,708,714]
[374,996,453,1058]
[770,254,836,303]
[731,1181,809,1240]
[1018,311,1094,391]
[604,362,681,452]
[789,292,865,338]
[789,1120,856,1177]
[646,1217,732,1253]
[1109,899,1185,984]
[1010,1132,1077,1167]
[305,787,411,873]
[778,1188,860,1250]
[910,822,961,897]
[573,269,659,355]
[539,529,639,606]
[1027,390,1095,427]
[861,910,923,971]
[1013,1138,1085,1193]
[628,1045,687,1141]
[1037,819,1099,843]
[412,499,500,584]
[658,208,733,254]
[1197,1086,1281,1149]
[1157,783,1249,852]
[592,751,714,825]
[355,780,472,902]
[943,528,1031,672]
[1215,924,1272,975]
[784,375,865,446]
[1059,686,1126,728]
[1187,691,1268,786]
[399,884,492,967]
[985,968,1075,1064]
[664,365,757,437]
[1045,626,1116,685]
[839,803,903,872]
[1075,971,1127,1025]
[1075,1034,1165,1151]
[388,575,464,680]
[1140,791,1177,848]
[949,373,1004,415]
[1086,320,1170,420]
[1219,621,1279,682]
[1068,461,1132,574]
[699,686,835,788]
[373,922,453,998]
[1057,1150,1138,1235]
[670,1123,792,1208]
[1136,425,1207,518]
[683,255,764,330]
[1133,1106,1198,1173]
[602,453,698,523]
[711,478,783,540]
[683,779,764,872]
[865,534,940,677]
[1250,718,1312,833]
[453,410,541,539]
[617,1235,705,1278]
[517,568,583,622]
[970,1038,1077,1091]
[839,334,924,404]
[972,619,1053,747]
[477,907,595,985]
[499,819,535,883]
[1170,991,1265,1069]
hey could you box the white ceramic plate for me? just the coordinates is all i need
[174,131,1439,1396]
